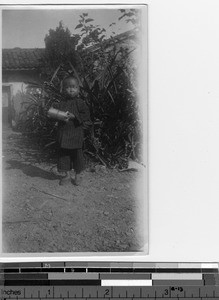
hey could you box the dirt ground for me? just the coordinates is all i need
[2,127,145,253]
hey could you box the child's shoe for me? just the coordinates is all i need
[59,171,71,186]
[74,173,83,186]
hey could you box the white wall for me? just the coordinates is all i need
[147,0,219,261]
[4,82,28,122]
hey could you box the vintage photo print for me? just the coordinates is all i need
[1,4,148,255]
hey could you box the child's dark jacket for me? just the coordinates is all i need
[54,97,91,149]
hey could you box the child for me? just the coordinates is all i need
[52,76,91,186]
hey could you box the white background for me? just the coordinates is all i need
[1,0,219,262]
[148,0,219,261]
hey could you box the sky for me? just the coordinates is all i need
[2,7,135,49]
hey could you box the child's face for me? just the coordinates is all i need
[63,78,79,98]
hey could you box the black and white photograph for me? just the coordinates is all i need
[1,5,148,254]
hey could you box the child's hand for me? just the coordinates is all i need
[66,111,75,121]
[64,116,70,123]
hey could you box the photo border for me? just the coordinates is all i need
[0,2,148,261]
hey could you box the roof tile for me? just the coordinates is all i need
[2,48,45,70]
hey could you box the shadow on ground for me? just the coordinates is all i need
[5,159,61,180]
[5,131,58,165]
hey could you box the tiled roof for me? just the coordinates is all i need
[2,48,45,71]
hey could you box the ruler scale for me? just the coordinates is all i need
[0,262,219,299]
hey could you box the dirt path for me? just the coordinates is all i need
[2,127,144,253]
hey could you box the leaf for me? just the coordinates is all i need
[107,65,118,94]
[127,19,136,24]
[67,61,83,87]
[107,90,115,104]
[75,23,83,29]
[44,141,56,148]
[126,12,134,17]
[50,64,61,84]
[25,81,42,87]
[99,35,106,42]
[85,18,94,23]
[25,94,38,104]
[82,76,91,92]
[118,15,126,20]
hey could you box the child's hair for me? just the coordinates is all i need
[60,75,79,92]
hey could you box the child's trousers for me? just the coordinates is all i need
[58,148,85,173]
